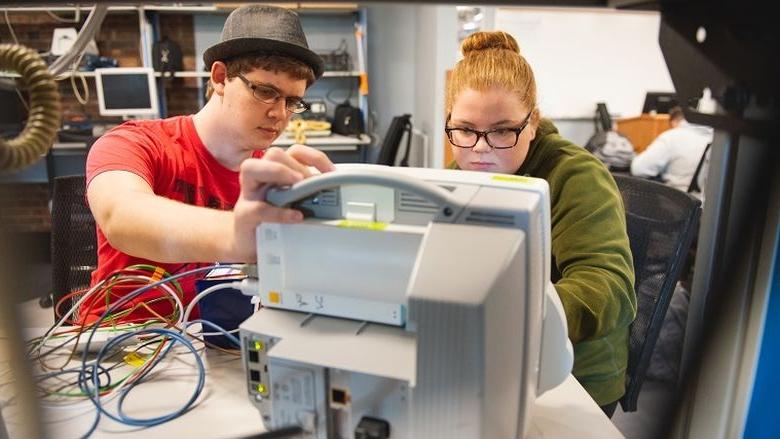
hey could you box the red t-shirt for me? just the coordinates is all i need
[84,115,262,323]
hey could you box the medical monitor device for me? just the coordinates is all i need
[642,91,678,114]
[239,164,574,438]
[94,67,158,118]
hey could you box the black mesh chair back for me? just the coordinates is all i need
[614,174,701,412]
[50,175,97,321]
[376,114,412,166]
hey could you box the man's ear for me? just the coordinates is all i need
[210,61,228,96]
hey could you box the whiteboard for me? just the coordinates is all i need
[495,7,675,119]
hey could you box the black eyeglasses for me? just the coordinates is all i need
[445,111,533,149]
[236,74,309,114]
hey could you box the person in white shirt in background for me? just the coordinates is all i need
[635,106,713,394]
[630,106,713,194]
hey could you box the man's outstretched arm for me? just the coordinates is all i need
[87,145,335,263]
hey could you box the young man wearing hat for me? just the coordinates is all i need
[84,5,333,318]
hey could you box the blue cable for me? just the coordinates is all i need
[184,319,241,347]
[111,319,241,426]
[76,265,221,376]
[75,264,229,438]
[80,265,223,353]
[113,329,205,426]
[79,328,205,437]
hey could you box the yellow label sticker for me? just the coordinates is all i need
[268,291,280,304]
[336,220,388,231]
[254,341,265,352]
[491,175,533,184]
[150,266,167,282]
[123,352,147,368]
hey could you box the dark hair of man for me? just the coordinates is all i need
[669,106,685,123]
[205,52,315,100]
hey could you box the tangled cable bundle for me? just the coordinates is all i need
[0,43,61,172]
[13,264,249,437]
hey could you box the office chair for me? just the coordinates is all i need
[614,174,701,413]
[376,114,412,166]
[50,175,97,321]
[585,103,635,173]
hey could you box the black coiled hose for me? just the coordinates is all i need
[0,44,61,172]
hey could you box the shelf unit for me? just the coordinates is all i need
[4,3,371,162]
[141,4,371,159]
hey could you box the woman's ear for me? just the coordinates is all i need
[527,108,540,139]
[210,61,228,97]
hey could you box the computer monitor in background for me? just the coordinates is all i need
[95,67,158,118]
[642,91,678,114]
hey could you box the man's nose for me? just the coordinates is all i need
[266,98,287,119]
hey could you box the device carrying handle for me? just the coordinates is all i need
[266,168,465,220]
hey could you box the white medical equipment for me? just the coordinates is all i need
[239,164,573,438]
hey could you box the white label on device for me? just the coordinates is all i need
[265,291,405,326]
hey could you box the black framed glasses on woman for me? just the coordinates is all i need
[445,111,533,149]
[235,73,309,114]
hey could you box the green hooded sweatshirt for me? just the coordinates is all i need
[451,119,637,405]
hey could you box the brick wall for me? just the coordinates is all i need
[0,10,202,122]
[0,183,51,233]
[1,11,143,124]
[157,13,202,116]
[2,10,202,232]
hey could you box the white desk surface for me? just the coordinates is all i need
[2,300,623,438]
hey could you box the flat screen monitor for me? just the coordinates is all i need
[642,92,677,114]
[95,67,158,117]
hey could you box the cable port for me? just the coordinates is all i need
[331,388,349,405]
[355,416,390,439]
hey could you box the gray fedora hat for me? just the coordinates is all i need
[203,5,324,78]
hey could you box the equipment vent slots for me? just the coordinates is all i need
[464,210,517,226]
[310,189,339,206]
[398,191,438,214]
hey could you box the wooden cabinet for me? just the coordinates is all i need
[443,70,453,167]
[616,113,671,153]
